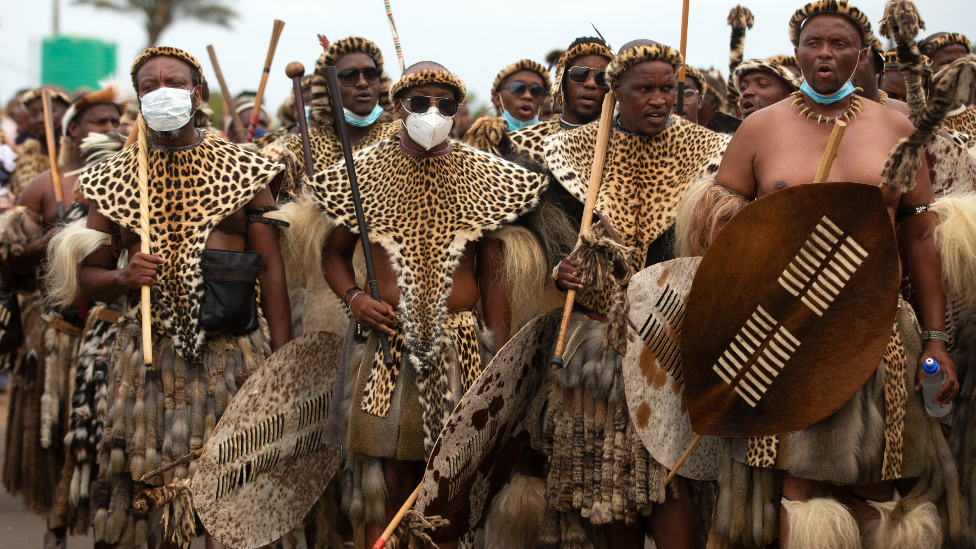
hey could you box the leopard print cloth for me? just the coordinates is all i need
[508,117,566,167]
[545,116,729,314]
[944,105,976,140]
[269,121,400,186]
[78,131,283,360]
[10,139,48,197]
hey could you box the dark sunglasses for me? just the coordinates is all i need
[404,95,459,117]
[337,67,381,87]
[503,81,547,101]
[568,66,608,88]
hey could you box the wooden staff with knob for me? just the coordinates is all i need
[246,19,286,142]
[285,62,315,179]
[675,0,691,117]
[549,90,616,370]
[136,114,153,365]
[207,45,245,143]
[666,119,849,484]
[40,90,65,221]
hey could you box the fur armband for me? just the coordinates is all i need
[930,191,976,307]
[0,206,43,260]
[673,175,751,258]
[43,218,110,311]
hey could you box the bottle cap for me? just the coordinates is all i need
[923,358,939,375]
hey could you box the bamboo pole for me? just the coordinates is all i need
[207,45,245,143]
[675,0,691,117]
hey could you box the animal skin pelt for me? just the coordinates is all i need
[780,497,861,549]
[483,473,546,549]
[485,224,552,337]
[463,116,513,156]
[673,175,750,258]
[265,194,335,290]
[43,217,110,310]
[0,206,43,260]
[133,478,197,549]
[930,191,976,308]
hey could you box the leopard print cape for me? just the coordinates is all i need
[544,116,729,313]
[944,105,976,140]
[508,116,568,167]
[270,121,401,187]
[10,139,48,197]
[306,138,547,379]
[78,131,283,360]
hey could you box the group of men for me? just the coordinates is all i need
[1,0,975,548]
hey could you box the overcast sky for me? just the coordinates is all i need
[1,0,973,117]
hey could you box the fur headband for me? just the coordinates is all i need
[684,66,706,97]
[307,37,394,132]
[731,59,803,95]
[62,78,135,135]
[130,47,203,92]
[390,69,467,104]
[789,1,875,49]
[552,42,614,106]
[606,43,683,80]
[491,59,552,95]
[21,88,71,108]
[922,33,973,56]
[767,55,798,68]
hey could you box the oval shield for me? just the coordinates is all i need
[682,182,899,437]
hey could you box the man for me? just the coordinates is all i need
[880,50,908,103]
[679,66,706,125]
[710,4,964,547]
[550,40,729,549]
[698,70,728,127]
[854,36,910,115]
[76,46,289,547]
[921,32,975,138]
[490,59,551,131]
[768,54,803,78]
[9,87,70,197]
[233,91,272,142]
[731,58,802,118]
[5,89,33,144]
[310,61,548,548]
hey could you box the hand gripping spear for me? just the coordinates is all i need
[40,90,65,221]
[323,66,394,366]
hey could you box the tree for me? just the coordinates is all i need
[74,0,237,48]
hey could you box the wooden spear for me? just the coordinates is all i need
[675,0,691,117]
[382,0,406,74]
[246,20,286,142]
[40,90,65,221]
[207,45,245,143]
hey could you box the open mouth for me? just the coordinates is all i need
[517,104,534,117]
[577,94,597,107]
[741,99,757,114]
[816,63,835,78]
[645,110,667,123]
[354,91,373,102]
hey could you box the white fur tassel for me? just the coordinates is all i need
[931,191,976,308]
[484,473,547,549]
[781,497,861,549]
[863,499,942,549]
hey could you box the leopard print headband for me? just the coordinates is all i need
[491,59,552,96]
[390,69,467,105]
[130,47,203,92]
[606,43,683,80]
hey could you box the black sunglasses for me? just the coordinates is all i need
[404,95,459,117]
[568,66,608,88]
[503,81,547,101]
[337,67,381,87]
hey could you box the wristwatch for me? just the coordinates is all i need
[921,330,950,344]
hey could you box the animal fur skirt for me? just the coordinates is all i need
[90,319,270,546]
[540,311,668,530]
[710,301,970,547]
[333,310,494,529]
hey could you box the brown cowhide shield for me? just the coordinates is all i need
[416,314,553,543]
[624,257,723,480]
[682,182,899,438]
[193,331,343,549]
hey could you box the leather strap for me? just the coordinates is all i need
[47,316,83,338]
[95,307,122,325]
[246,206,290,227]
[895,204,929,220]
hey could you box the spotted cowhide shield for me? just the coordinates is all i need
[682,182,899,438]
[416,315,554,543]
[193,331,343,549]
[623,257,722,480]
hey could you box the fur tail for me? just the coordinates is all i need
[863,499,942,549]
[673,174,749,258]
[463,116,512,155]
[265,193,335,290]
[781,497,861,549]
[483,473,546,549]
[43,218,110,311]
[931,191,976,308]
[726,5,755,117]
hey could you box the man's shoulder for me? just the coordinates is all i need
[861,98,914,134]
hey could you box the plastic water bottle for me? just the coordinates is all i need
[921,358,952,418]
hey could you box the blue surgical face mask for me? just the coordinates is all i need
[344,104,384,127]
[304,105,311,122]
[799,79,855,104]
[500,108,539,131]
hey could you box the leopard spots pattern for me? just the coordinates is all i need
[746,435,779,468]
[77,132,283,360]
[944,105,976,141]
[10,139,48,197]
[508,118,565,168]
[881,322,907,480]
[272,122,400,185]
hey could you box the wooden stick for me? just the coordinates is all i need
[323,66,394,365]
[666,434,702,484]
[246,20,286,142]
[139,448,204,482]
[382,0,406,74]
[135,114,153,366]
[207,45,245,143]
[675,0,691,117]
[40,90,65,220]
[813,120,847,183]
[285,62,315,179]
[372,483,422,549]
[550,91,616,370]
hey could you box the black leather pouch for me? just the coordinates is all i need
[199,249,262,333]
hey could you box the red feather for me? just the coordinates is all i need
[318,34,330,51]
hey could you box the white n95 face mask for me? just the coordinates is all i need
[141,87,194,132]
[403,109,454,150]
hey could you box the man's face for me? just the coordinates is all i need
[238,107,269,131]
[931,44,968,76]
[880,70,907,102]
[795,14,865,95]
[394,83,457,122]
[611,60,676,137]
[8,99,30,134]
[494,69,546,123]
[136,56,202,137]
[738,71,791,117]
[69,103,121,144]
[563,54,610,124]
[679,78,703,124]
[26,97,67,142]
[334,52,381,118]
[699,94,719,126]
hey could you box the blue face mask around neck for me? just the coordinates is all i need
[799,78,856,104]
[344,104,384,127]
[500,108,539,131]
